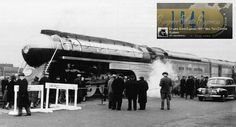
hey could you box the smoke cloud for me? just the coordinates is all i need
[147,59,175,98]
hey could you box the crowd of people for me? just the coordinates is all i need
[1,72,149,115]
[37,73,87,107]
[178,75,208,99]
[1,76,15,110]
[0,69,211,116]
[1,73,31,116]
[107,74,149,111]
[1,72,88,116]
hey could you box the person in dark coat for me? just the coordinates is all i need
[125,76,138,111]
[200,76,208,88]
[1,77,9,108]
[186,76,195,99]
[74,74,83,103]
[29,76,39,108]
[194,77,200,97]
[112,74,125,110]
[107,74,116,109]
[204,76,209,86]
[17,73,31,116]
[102,75,109,102]
[80,77,87,102]
[39,73,50,104]
[55,76,64,103]
[199,75,205,88]
[159,72,172,110]
[1,76,9,95]
[180,76,186,98]
[137,76,149,110]
[5,75,16,109]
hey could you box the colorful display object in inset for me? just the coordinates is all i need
[157,3,232,39]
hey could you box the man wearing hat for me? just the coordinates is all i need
[73,74,85,103]
[159,72,172,110]
[17,73,31,116]
[112,74,125,110]
[39,73,51,107]
[137,76,149,110]
[107,74,116,109]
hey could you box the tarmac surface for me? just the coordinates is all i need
[0,97,236,127]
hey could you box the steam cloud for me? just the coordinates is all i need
[147,59,176,98]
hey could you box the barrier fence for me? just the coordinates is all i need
[9,83,81,115]
[45,83,80,110]
[9,85,44,115]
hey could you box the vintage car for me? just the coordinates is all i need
[197,77,236,101]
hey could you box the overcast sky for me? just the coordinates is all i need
[0,0,235,67]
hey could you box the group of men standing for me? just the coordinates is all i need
[1,76,16,109]
[107,74,149,111]
[179,75,208,99]
[1,73,32,116]
[36,73,87,108]
[0,70,182,115]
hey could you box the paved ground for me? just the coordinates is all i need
[0,97,236,127]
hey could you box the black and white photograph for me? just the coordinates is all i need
[0,0,236,127]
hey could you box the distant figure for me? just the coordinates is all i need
[1,76,9,109]
[102,74,109,102]
[186,76,194,99]
[180,76,186,98]
[29,76,39,108]
[159,72,172,110]
[112,74,125,110]
[39,73,50,105]
[55,76,64,104]
[125,76,138,111]
[137,77,149,110]
[17,73,31,116]
[5,75,16,109]
[74,74,87,103]
[205,76,209,85]
[1,76,9,95]
[200,76,208,88]
[194,77,200,97]
[80,76,87,102]
[107,74,116,109]
[124,76,128,83]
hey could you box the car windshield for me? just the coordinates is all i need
[207,79,226,86]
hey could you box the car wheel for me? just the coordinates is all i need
[198,97,204,101]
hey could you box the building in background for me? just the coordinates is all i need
[0,64,22,77]
[0,63,22,99]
